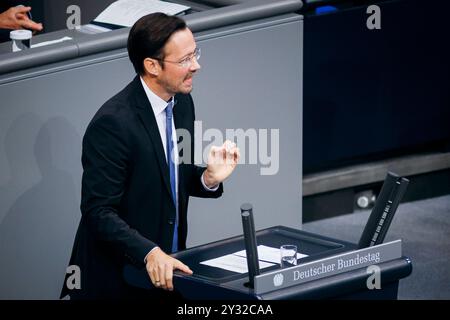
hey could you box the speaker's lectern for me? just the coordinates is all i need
[124,226,412,300]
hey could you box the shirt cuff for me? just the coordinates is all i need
[144,246,160,263]
[201,172,219,191]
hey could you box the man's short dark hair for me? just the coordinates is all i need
[127,13,187,75]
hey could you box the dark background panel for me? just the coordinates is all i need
[302,0,450,173]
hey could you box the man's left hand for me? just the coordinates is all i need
[203,140,240,188]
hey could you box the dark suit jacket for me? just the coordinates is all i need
[62,76,223,299]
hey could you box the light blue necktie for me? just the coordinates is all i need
[165,100,178,253]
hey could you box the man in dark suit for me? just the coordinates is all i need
[61,13,239,299]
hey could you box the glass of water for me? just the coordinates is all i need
[280,244,298,268]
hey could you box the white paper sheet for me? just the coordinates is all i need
[200,254,275,274]
[234,245,309,264]
[94,0,190,27]
[31,36,73,49]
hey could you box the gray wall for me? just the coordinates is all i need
[0,14,302,299]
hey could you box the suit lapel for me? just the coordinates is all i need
[173,98,184,129]
[130,77,172,198]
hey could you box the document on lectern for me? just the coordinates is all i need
[199,245,310,273]
[200,254,275,274]
[93,0,191,27]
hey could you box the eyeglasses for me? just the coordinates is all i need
[154,47,201,68]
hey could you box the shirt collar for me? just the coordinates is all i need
[139,77,174,116]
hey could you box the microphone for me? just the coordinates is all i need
[240,203,260,288]
[358,172,409,248]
